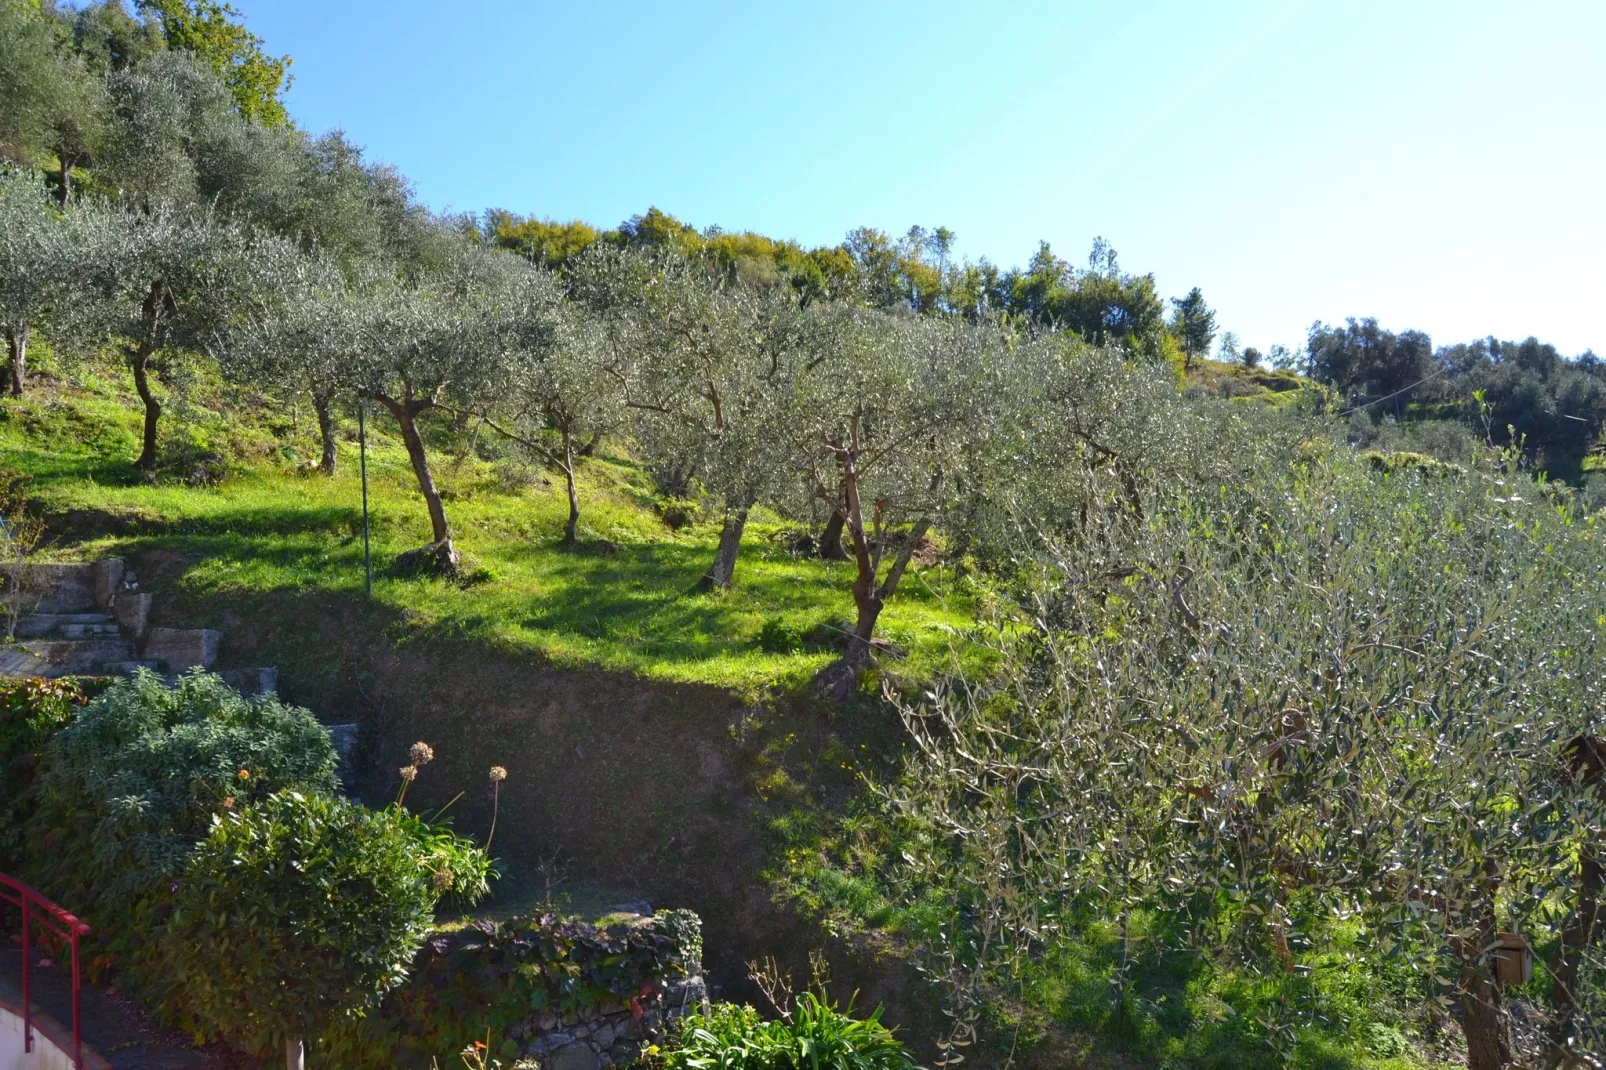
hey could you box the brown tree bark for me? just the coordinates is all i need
[817,507,847,560]
[812,452,939,702]
[5,323,25,398]
[56,154,78,209]
[699,506,749,589]
[313,392,337,475]
[1460,863,1515,1070]
[374,394,453,552]
[132,349,161,471]
[561,429,580,544]
[132,282,166,471]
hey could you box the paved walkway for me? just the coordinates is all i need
[0,948,223,1069]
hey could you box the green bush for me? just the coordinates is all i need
[154,789,483,1057]
[28,670,340,958]
[758,617,805,654]
[665,994,915,1070]
[0,677,95,869]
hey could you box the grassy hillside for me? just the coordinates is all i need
[2,359,1472,1070]
[1,356,985,700]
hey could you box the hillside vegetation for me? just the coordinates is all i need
[5,5,1606,1070]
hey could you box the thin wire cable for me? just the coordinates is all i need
[1336,363,1452,417]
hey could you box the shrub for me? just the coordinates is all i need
[0,677,94,869]
[155,789,482,1058]
[664,993,916,1070]
[757,617,804,655]
[28,670,339,953]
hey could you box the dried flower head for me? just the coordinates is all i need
[489,765,508,783]
[409,741,435,766]
[399,764,418,782]
[432,868,454,890]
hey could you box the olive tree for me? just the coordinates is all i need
[343,243,546,571]
[793,312,1005,700]
[881,434,1606,1066]
[574,246,812,588]
[98,48,241,208]
[214,254,367,474]
[0,168,101,396]
[491,305,617,543]
[90,201,291,470]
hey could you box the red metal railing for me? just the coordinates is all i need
[1,872,91,1068]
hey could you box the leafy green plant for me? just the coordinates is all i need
[758,616,804,655]
[29,669,340,949]
[154,789,482,1060]
[665,994,916,1070]
[0,676,93,868]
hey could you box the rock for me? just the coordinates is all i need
[144,627,221,671]
[590,1023,615,1049]
[612,900,652,917]
[3,563,96,614]
[113,591,152,639]
[393,540,461,577]
[220,666,278,695]
[546,1043,601,1070]
[93,558,125,609]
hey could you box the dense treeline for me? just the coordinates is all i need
[5,4,1606,1067]
[1306,317,1605,478]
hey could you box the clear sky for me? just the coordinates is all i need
[243,0,1604,356]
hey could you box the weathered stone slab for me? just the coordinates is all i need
[219,666,278,695]
[1,563,96,614]
[113,592,152,639]
[144,628,221,672]
[10,638,135,676]
[93,558,124,609]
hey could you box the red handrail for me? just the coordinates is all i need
[0,872,91,1069]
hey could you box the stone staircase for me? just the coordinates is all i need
[1,559,276,693]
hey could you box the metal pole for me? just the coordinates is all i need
[21,897,30,1054]
[359,399,372,598]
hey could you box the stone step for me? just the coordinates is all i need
[104,660,166,676]
[12,612,118,639]
[60,622,124,639]
[144,628,221,673]
[3,638,135,677]
[0,562,98,614]
[218,666,277,696]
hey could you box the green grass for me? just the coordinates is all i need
[0,363,984,698]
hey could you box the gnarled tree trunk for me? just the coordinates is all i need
[699,506,749,589]
[131,347,161,471]
[132,282,166,471]
[5,323,27,398]
[817,507,847,560]
[812,453,939,702]
[313,392,337,475]
[1460,864,1515,1070]
[560,429,580,544]
[374,393,456,571]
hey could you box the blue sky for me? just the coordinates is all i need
[244,0,1604,356]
